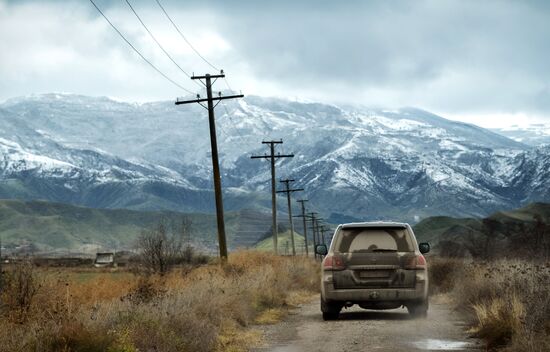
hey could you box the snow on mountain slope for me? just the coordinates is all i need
[491,123,550,146]
[0,93,548,222]
[0,137,75,174]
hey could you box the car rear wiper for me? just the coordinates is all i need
[371,248,398,252]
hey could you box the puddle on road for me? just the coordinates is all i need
[413,339,474,351]
[265,346,299,352]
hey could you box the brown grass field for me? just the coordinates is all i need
[2,252,549,351]
[0,251,319,352]
[429,257,550,351]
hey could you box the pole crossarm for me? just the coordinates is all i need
[250,154,295,159]
[276,188,304,193]
[192,73,225,79]
[175,94,244,105]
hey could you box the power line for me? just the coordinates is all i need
[89,0,194,94]
[154,0,236,94]
[155,0,219,72]
[220,99,248,147]
[124,0,202,90]
[223,77,234,93]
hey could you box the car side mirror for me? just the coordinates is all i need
[315,244,328,256]
[419,242,430,254]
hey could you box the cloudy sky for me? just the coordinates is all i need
[0,0,549,127]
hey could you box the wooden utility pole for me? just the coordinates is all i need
[305,212,319,259]
[316,218,326,244]
[296,199,309,257]
[175,72,243,261]
[276,179,303,256]
[320,225,331,246]
[251,141,294,254]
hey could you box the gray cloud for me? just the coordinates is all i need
[0,0,549,124]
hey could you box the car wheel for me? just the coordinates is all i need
[321,298,341,320]
[407,298,429,318]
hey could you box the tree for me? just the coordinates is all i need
[137,217,192,274]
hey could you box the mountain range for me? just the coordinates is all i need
[491,123,550,146]
[0,93,549,224]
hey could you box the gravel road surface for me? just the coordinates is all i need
[253,295,483,352]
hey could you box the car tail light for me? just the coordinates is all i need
[405,254,427,270]
[323,254,346,271]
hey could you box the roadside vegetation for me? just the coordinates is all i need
[0,250,319,352]
[429,257,550,351]
[423,203,550,351]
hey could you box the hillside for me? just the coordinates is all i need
[254,230,311,255]
[1,94,549,223]
[0,200,275,254]
[413,202,550,257]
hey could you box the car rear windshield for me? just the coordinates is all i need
[335,227,414,253]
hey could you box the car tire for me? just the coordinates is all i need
[321,298,341,320]
[407,298,429,318]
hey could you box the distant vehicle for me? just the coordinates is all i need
[315,222,430,320]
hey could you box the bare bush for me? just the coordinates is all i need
[136,217,193,274]
[2,259,40,322]
[428,257,464,294]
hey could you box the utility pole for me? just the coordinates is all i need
[313,217,327,259]
[296,199,309,257]
[306,212,319,259]
[320,225,331,246]
[251,140,294,254]
[175,72,243,261]
[317,219,326,244]
[276,179,303,256]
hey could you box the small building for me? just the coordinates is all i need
[94,252,115,267]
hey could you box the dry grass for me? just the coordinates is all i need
[428,256,465,294]
[0,251,319,352]
[429,257,550,351]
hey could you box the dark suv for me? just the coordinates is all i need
[315,222,430,320]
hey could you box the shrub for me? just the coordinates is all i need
[1,258,40,322]
[136,218,195,275]
[448,259,550,351]
[0,251,320,352]
[428,256,464,294]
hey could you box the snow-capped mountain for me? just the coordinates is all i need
[491,123,550,146]
[0,93,548,222]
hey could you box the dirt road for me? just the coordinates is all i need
[253,295,482,352]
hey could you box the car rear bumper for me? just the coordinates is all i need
[321,272,428,303]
